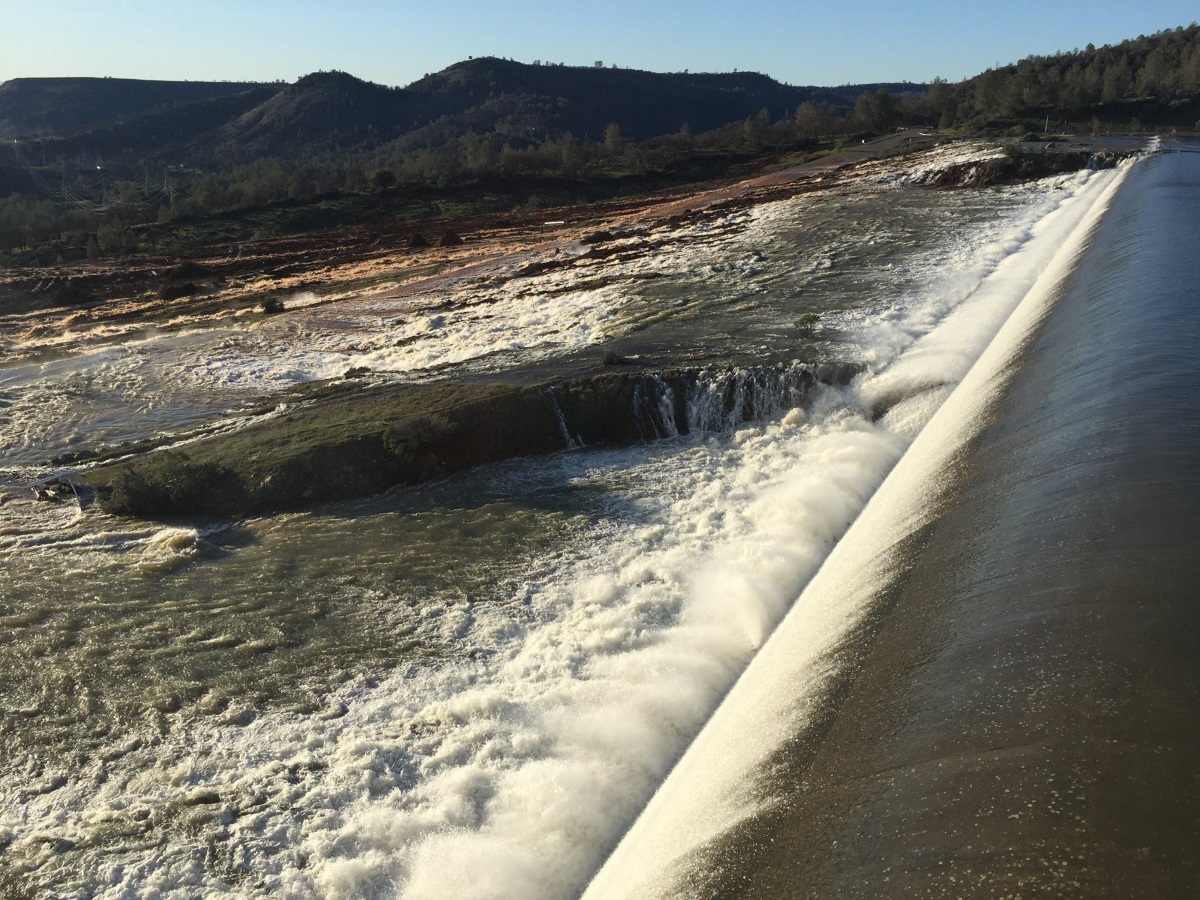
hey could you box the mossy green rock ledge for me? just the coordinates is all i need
[86,363,854,519]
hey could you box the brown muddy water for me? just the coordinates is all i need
[0,144,1142,899]
[585,142,1199,899]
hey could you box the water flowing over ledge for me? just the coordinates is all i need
[0,158,1137,899]
[84,361,857,519]
[585,146,1200,899]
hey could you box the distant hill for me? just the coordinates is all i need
[925,23,1200,128]
[391,58,918,143]
[0,77,283,139]
[216,71,411,158]
[3,61,923,164]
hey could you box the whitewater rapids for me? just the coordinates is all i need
[0,155,1131,899]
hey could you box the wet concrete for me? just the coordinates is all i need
[661,144,1200,896]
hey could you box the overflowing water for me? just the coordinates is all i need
[587,138,1200,900]
[0,149,1135,898]
[585,154,1138,900]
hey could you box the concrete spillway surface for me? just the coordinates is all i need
[0,144,1181,898]
[586,145,1200,898]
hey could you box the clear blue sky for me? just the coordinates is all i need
[1,0,1196,87]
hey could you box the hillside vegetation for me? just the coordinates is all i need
[929,23,1200,130]
[0,60,921,264]
[1,25,1197,267]
[0,77,280,139]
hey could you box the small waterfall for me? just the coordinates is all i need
[626,363,826,440]
[548,362,839,452]
[631,376,681,440]
[685,372,730,433]
[543,388,582,449]
[680,363,819,435]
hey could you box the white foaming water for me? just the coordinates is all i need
[2,400,909,900]
[583,166,1135,898]
[0,229,726,468]
[0,284,628,468]
[0,165,1129,900]
[0,142,1042,473]
[136,527,216,573]
[858,140,1005,187]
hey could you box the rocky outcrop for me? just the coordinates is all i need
[88,362,857,519]
[924,148,1127,188]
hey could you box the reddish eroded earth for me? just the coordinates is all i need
[0,131,965,363]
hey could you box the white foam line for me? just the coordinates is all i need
[247,170,1116,900]
[582,161,1134,900]
[0,162,1126,900]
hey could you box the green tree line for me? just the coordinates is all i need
[1,107,875,260]
[927,23,1200,127]
[3,24,1197,262]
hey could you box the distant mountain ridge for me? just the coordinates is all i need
[1,60,923,163]
[0,77,282,140]
[398,58,918,141]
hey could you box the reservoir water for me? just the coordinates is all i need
[0,143,1161,898]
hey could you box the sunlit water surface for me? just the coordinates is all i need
[0,158,1128,898]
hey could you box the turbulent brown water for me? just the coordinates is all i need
[0,144,1144,898]
[584,138,1200,899]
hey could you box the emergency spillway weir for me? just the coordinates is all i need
[585,144,1200,898]
[1,145,1174,900]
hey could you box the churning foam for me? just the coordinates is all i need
[0,165,1129,900]
[583,165,1134,898]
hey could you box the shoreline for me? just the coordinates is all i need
[2,132,1116,353]
[3,137,1139,520]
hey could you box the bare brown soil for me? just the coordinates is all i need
[0,133,949,361]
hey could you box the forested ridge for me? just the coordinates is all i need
[0,60,921,263]
[2,25,1197,266]
[929,23,1200,128]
